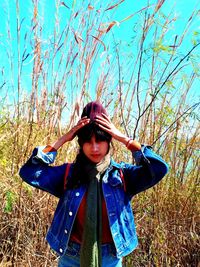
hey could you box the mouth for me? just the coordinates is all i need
[91,154,101,157]
[88,154,103,163]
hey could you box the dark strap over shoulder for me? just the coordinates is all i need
[119,169,126,192]
[64,163,71,190]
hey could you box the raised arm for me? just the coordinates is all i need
[121,146,169,196]
[19,117,90,197]
[95,113,169,196]
[49,116,90,150]
[94,113,141,150]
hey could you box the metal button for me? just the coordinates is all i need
[64,229,68,234]
[59,248,63,253]
[69,211,73,216]
[75,192,80,196]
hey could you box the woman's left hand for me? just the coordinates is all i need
[95,114,141,150]
[94,114,129,144]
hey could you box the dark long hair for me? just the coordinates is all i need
[67,122,112,188]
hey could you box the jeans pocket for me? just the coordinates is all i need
[58,254,80,267]
[109,244,118,258]
[65,242,80,257]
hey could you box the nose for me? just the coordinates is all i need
[91,141,99,151]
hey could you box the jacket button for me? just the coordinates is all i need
[69,211,73,216]
[64,229,68,234]
[75,192,80,196]
[59,248,63,253]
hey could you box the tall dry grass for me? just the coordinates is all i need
[0,0,199,266]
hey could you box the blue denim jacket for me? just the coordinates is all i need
[19,146,169,258]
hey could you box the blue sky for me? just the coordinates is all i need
[0,0,199,111]
[113,0,199,43]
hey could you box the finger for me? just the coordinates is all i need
[95,117,110,127]
[71,119,89,134]
[96,123,112,134]
[94,115,108,124]
[77,120,90,129]
[101,113,111,121]
[77,117,90,125]
[101,113,109,118]
[77,117,88,122]
[94,117,111,128]
[95,114,111,123]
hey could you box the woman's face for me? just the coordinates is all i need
[82,135,109,163]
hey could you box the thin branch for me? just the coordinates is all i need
[133,11,148,139]
[151,101,200,146]
[0,82,6,89]
[142,43,200,117]
[133,42,200,141]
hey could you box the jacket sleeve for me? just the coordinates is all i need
[122,145,169,196]
[19,146,67,198]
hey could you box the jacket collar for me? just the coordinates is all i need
[103,159,123,187]
[69,159,123,187]
[110,158,121,169]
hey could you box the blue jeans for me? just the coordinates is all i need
[58,241,123,267]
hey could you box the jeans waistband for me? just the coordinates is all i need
[67,240,116,257]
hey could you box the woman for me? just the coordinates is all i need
[19,101,169,267]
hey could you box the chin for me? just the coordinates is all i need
[89,156,103,163]
[90,158,101,164]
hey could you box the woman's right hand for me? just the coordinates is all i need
[65,116,90,142]
[50,117,90,150]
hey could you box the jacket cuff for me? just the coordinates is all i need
[132,145,151,165]
[32,146,57,164]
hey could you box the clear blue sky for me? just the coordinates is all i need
[0,0,199,105]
